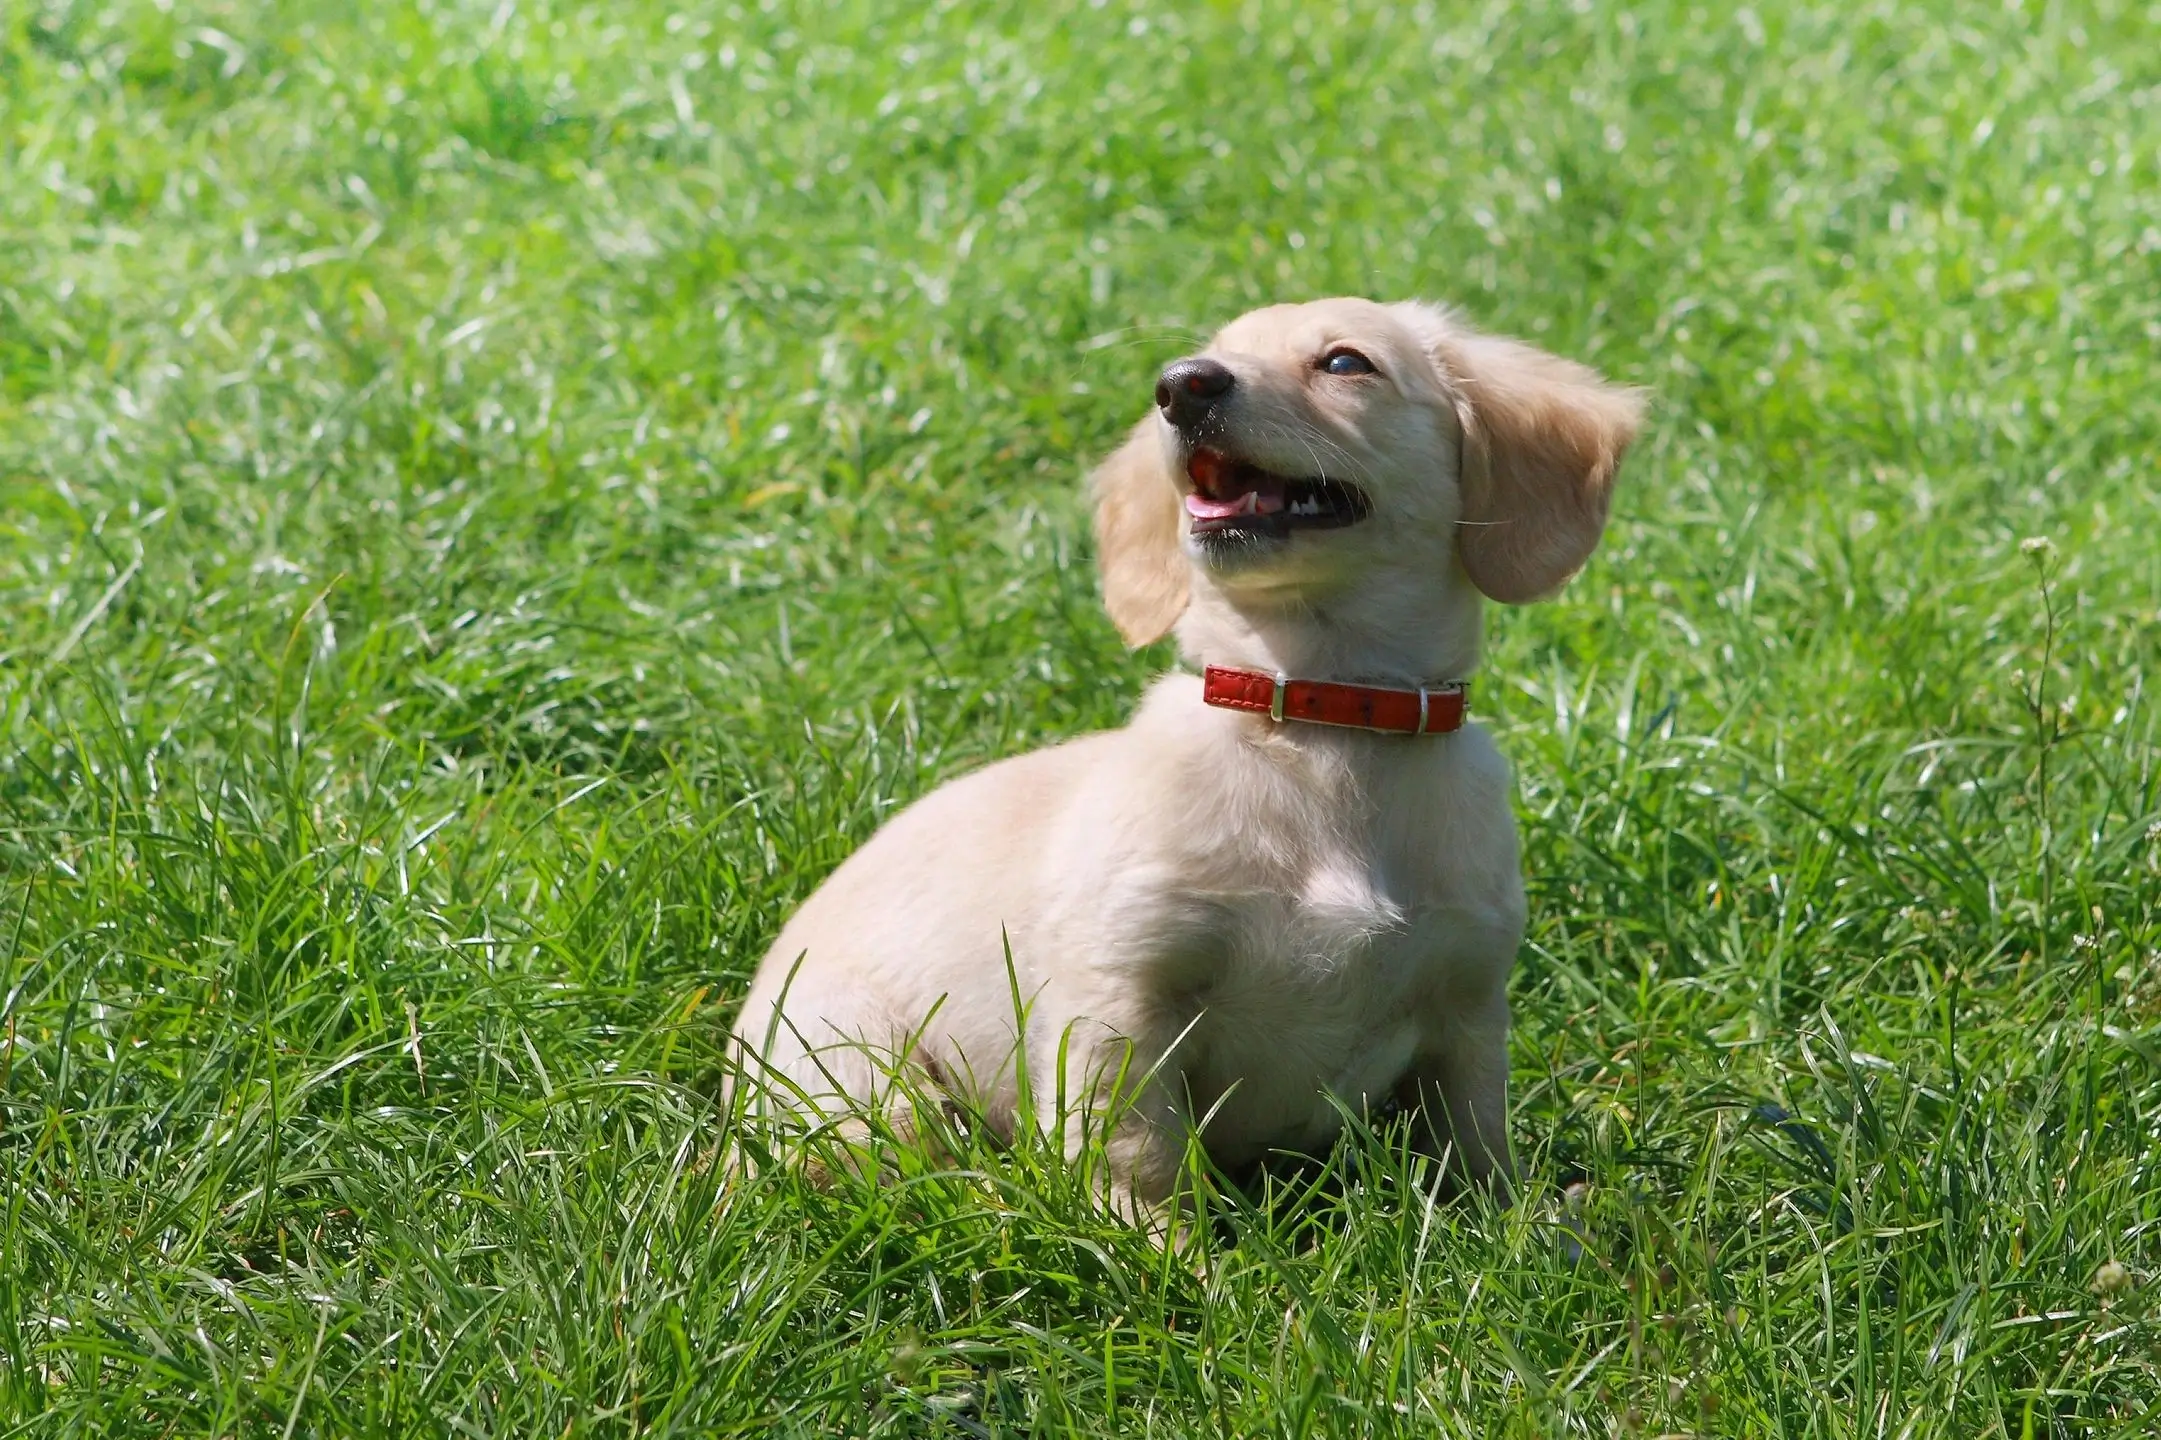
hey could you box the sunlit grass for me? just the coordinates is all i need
[4,1,2160,1434]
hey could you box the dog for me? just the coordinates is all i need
[729,297,1642,1223]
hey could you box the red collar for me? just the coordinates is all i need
[1201,665,1469,735]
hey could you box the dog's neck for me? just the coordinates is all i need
[1175,568,1484,685]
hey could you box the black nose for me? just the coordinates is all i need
[1154,357,1235,427]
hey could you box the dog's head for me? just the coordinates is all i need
[1091,298,1644,653]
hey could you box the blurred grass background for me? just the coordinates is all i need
[3,1,2160,1434]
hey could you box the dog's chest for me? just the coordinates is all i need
[1158,845,1458,1163]
[1097,714,1523,1164]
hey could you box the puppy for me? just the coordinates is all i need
[730,298,1642,1220]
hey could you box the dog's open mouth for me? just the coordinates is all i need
[1183,448,1371,536]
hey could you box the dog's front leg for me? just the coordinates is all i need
[1032,1015,1195,1238]
[1401,988,1515,1197]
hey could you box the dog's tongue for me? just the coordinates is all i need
[1186,449,1287,519]
[1188,491,1268,519]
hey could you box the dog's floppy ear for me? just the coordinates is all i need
[1420,313,1646,604]
[1091,419,1189,646]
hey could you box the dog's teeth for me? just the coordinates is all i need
[1236,490,1259,515]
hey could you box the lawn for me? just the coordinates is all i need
[4,0,2161,1433]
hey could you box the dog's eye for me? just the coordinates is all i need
[1321,348,1377,376]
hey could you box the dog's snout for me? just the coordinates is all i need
[1155,357,1236,427]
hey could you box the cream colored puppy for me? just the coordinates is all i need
[731,297,1642,1218]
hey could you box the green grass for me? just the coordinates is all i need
[4,0,2161,1433]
